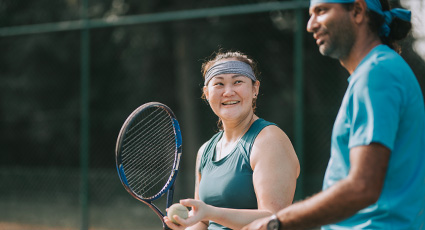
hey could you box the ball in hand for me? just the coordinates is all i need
[167,203,189,224]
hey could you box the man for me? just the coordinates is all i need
[243,0,425,229]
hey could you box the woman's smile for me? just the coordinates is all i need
[222,100,240,106]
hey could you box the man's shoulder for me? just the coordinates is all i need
[366,45,406,68]
[355,45,411,79]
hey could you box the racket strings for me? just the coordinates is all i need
[124,138,175,197]
[121,107,177,199]
[122,107,167,149]
[125,135,175,194]
[124,135,174,182]
[122,115,172,158]
[123,120,175,184]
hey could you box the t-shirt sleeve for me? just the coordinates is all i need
[347,64,403,151]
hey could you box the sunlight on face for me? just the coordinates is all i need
[204,73,258,121]
[307,3,356,59]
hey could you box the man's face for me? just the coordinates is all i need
[307,3,356,59]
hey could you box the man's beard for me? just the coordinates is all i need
[319,18,356,60]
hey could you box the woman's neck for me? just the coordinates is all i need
[216,113,256,161]
[222,113,256,142]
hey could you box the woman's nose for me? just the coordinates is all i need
[223,85,235,96]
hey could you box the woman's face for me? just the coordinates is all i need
[203,71,259,123]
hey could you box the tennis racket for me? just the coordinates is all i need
[115,102,183,230]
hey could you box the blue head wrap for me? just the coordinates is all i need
[310,0,411,37]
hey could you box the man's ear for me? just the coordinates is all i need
[353,0,368,24]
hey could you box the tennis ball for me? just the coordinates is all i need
[167,203,189,225]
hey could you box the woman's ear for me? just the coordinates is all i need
[253,80,260,98]
[203,86,209,101]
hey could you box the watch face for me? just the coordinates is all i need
[267,218,279,230]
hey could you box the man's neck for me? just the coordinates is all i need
[340,34,382,74]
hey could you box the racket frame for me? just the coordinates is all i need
[115,102,182,229]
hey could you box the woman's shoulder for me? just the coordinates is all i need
[252,119,294,155]
[256,123,289,142]
[253,119,286,138]
[254,118,276,127]
[250,120,299,177]
[245,118,292,154]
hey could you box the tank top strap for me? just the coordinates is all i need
[200,118,276,173]
[240,118,276,158]
[199,131,223,174]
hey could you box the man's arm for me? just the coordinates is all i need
[243,143,390,230]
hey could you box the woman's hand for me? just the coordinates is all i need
[164,199,211,229]
[241,216,269,230]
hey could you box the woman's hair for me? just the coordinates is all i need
[201,50,260,130]
[342,0,412,53]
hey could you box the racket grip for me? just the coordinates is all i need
[166,184,175,208]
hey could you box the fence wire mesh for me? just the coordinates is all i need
[1,1,424,229]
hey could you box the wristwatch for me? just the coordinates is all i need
[267,214,281,230]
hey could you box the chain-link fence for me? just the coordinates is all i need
[1,1,424,229]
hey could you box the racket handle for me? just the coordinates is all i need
[166,184,175,208]
[162,185,175,230]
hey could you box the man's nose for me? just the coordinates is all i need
[307,15,318,33]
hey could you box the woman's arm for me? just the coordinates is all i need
[251,125,300,211]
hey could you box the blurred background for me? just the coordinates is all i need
[0,0,424,229]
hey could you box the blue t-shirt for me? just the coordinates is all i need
[322,45,425,229]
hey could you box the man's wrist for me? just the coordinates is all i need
[267,214,281,230]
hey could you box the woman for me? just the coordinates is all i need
[164,51,300,230]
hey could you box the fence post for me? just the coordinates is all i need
[80,0,90,229]
[294,0,305,200]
